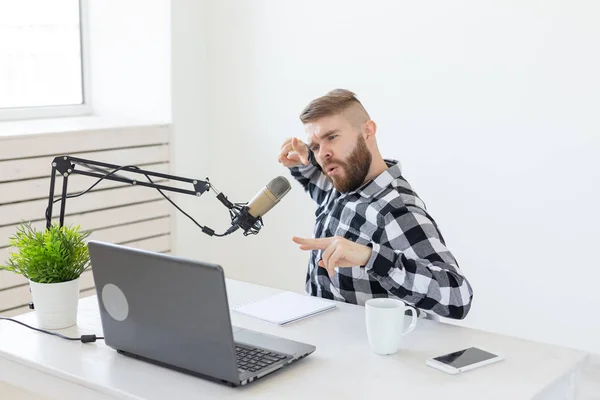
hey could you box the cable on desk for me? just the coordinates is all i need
[0,317,104,343]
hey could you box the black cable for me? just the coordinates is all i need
[75,161,134,181]
[65,164,141,200]
[45,164,139,222]
[140,172,230,237]
[0,317,103,343]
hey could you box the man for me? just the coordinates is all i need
[278,89,473,319]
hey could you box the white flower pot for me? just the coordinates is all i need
[29,277,80,330]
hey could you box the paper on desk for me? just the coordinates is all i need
[232,291,336,325]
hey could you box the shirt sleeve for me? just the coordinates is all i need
[364,205,473,319]
[287,151,333,205]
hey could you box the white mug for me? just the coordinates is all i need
[365,298,418,355]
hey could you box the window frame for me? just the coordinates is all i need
[0,0,92,122]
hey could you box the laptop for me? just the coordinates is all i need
[87,240,316,386]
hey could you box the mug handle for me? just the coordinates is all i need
[402,305,418,336]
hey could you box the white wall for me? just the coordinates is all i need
[171,0,600,355]
[87,0,171,124]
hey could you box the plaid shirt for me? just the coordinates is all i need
[289,156,473,319]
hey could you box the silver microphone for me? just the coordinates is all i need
[226,176,291,235]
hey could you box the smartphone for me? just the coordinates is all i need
[426,347,503,374]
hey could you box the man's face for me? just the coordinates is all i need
[305,114,372,193]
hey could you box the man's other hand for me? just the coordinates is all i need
[292,236,373,277]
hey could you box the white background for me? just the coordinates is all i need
[170,0,600,355]
[87,0,171,123]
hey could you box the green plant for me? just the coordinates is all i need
[1,222,91,284]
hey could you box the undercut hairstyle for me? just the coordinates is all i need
[299,89,370,128]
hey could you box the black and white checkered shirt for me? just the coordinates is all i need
[289,156,473,319]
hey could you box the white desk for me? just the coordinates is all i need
[0,279,589,400]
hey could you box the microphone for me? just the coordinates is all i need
[225,176,292,235]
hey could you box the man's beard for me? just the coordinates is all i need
[324,135,372,193]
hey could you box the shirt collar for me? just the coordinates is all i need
[349,159,402,199]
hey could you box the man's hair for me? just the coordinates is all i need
[299,89,370,125]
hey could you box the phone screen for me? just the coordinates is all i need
[433,347,498,369]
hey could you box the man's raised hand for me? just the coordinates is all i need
[278,137,310,168]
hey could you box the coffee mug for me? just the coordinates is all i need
[365,298,418,355]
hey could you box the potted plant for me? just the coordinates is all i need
[1,222,91,329]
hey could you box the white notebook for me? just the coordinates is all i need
[232,291,336,325]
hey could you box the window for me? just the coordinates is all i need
[0,0,89,120]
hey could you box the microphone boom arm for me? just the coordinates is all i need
[46,156,233,234]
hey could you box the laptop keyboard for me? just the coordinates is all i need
[235,345,288,374]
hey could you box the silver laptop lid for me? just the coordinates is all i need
[88,240,240,385]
